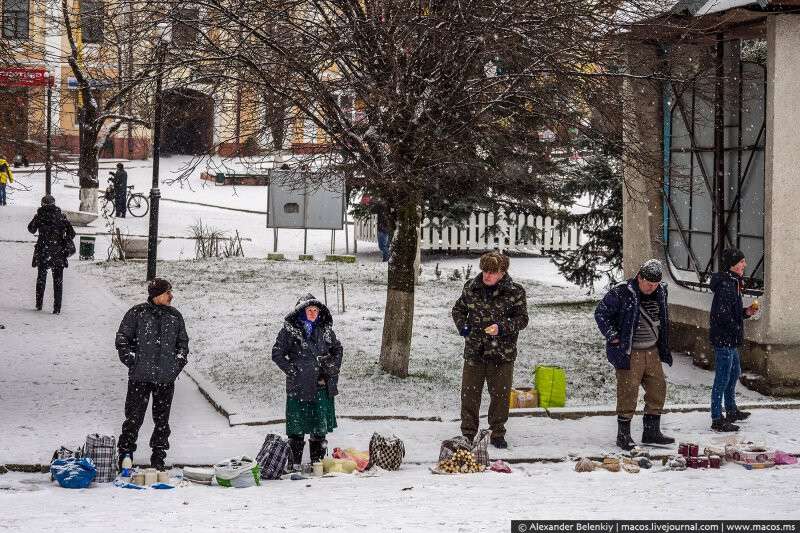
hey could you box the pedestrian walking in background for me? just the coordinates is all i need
[27,195,76,314]
[0,157,13,206]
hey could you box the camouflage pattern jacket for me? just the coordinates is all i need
[452,274,529,363]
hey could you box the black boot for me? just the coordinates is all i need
[727,409,751,422]
[288,436,305,466]
[641,414,675,445]
[151,449,167,471]
[309,437,327,463]
[616,417,636,451]
[712,418,740,432]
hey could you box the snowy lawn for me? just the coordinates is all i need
[90,257,773,422]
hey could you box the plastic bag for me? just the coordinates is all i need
[50,457,97,489]
[332,448,369,472]
[367,433,406,471]
[214,456,261,488]
[535,365,567,408]
[439,429,491,467]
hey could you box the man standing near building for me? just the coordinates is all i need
[452,252,529,449]
[116,278,189,470]
[110,163,128,218]
[595,259,675,450]
[708,248,758,432]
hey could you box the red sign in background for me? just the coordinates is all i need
[0,67,52,87]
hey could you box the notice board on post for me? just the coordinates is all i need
[267,170,345,230]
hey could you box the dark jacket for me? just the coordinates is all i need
[709,271,750,348]
[272,294,343,402]
[452,274,529,363]
[27,205,76,269]
[115,302,190,383]
[594,279,673,370]
[111,169,128,201]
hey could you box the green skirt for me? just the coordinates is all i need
[286,387,337,436]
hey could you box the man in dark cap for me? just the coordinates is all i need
[28,195,76,314]
[115,278,189,470]
[595,259,675,450]
[708,248,758,432]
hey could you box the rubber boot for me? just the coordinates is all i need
[288,436,305,467]
[641,414,675,445]
[309,436,327,463]
[617,417,636,451]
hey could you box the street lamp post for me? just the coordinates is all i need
[45,72,53,196]
[146,23,171,281]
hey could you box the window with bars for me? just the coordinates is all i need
[664,39,766,292]
[2,0,29,39]
[80,0,104,44]
[173,8,199,47]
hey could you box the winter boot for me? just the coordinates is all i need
[641,414,675,445]
[309,437,328,463]
[150,450,167,471]
[490,436,508,449]
[288,436,305,467]
[727,409,751,422]
[616,417,636,451]
[712,418,740,432]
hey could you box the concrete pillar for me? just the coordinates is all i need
[763,15,800,345]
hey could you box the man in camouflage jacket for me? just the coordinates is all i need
[452,252,529,448]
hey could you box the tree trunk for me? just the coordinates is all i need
[78,108,100,212]
[379,198,419,377]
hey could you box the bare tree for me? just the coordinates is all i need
[149,0,681,376]
[59,0,159,211]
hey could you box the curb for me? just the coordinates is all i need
[184,368,800,427]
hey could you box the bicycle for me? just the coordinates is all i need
[103,183,150,218]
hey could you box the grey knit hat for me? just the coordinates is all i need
[638,259,663,283]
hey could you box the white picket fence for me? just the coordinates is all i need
[354,210,584,254]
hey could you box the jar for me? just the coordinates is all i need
[709,455,721,469]
[678,443,689,457]
[688,443,699,457]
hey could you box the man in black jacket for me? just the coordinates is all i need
[115,278,189,470]
[709,248,757,432]
[28,195,76,314]
[109,163,128,218]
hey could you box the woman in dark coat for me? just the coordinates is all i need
[27,195,76,314]
[272,293,343,467]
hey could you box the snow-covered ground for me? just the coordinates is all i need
[2,456,800,532]
[3,158,800,531]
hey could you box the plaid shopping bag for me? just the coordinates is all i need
[83,434,118,483]
[439,429,491,467]
[366,433,405,471]
[255,434,291,480]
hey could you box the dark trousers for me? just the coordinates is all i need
[118,380,175,465]
[0,183,6,205]
[460,358,514,439]
[36,266,64,312]
[115,194,126,217]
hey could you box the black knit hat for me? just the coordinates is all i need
[721,248,745,272]
[148,278,172,300]
[638,259,663,283]
[41,195,55,206]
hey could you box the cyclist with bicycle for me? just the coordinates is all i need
[109,163,128,218]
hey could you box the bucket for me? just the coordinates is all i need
[79,235,96,260]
